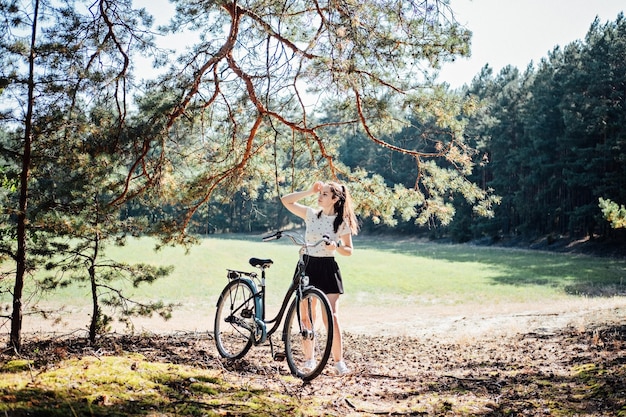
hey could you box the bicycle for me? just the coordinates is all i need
[214,230,334,381]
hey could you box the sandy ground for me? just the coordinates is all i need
[14,295,626,343]
[341,297,626,339]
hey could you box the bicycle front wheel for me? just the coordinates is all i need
[214,279,256,359]
[283,287,333,381]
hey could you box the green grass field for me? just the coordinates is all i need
[15,233,625,314]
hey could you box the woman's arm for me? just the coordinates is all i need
[280,182,323,220]
[336,234,354,256]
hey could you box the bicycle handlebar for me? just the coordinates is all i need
[262,231,284,242]
[262,230,330,248]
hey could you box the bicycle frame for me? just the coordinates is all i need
[227,253,308,346]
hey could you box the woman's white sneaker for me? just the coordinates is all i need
[334,360,350,376]
[303,359,317,371]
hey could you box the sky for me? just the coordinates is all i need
[439,0,626,87]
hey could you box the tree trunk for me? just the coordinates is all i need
[89,263,99,345]
[10,0,39,353]
[89,224,101,345]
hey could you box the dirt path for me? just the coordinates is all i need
[341,297,626,339]
[21,295,626,341]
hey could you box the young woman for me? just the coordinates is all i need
[281,181,359,375]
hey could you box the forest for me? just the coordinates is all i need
[1,0,625,352]
[459,14,626,243]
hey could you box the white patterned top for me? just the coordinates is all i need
[304,207,350,257]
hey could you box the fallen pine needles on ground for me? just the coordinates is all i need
[1,322,625,416]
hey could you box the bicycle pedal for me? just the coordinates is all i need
[273,352,286,362]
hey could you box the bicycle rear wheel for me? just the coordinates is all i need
[214,279,256,359]
[283,287,333,381]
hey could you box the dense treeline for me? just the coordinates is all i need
[461,14,626,243]
[187,13,626,244]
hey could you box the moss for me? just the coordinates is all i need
[0,353,310,416]
[1,359,33,373]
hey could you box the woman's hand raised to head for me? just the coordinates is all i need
[312,181,325,193]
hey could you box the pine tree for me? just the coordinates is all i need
[0,0,172,351]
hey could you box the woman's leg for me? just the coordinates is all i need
[325,293,343,362]
[300,297,317,361]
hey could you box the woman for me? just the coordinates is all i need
[281,181,359,375]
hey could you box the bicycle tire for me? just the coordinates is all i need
[214,279,257,359]
[283,287,334,381]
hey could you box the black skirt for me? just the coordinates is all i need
[299,255,344,295]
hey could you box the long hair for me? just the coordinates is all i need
[317,182,359,235]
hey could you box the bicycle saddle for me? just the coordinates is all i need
[249,258,273,269]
